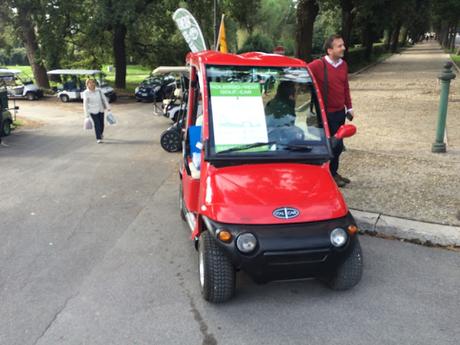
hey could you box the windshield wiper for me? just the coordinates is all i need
[217,141,276,154]
[278,143,313,152]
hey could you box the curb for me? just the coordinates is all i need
[349,46,409,78]
[351,209,460,247]
[449,55,460,73]
[349,54,393,78]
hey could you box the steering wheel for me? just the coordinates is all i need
[267,125,305,145]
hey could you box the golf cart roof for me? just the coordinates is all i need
[0,68,21,76]
[152,66,189,76]
[47,69,103,76]
[186,51,307,68]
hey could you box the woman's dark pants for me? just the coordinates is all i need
[327,110,346,176]
[90,112,104,140]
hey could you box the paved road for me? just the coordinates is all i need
[1,98,459,345]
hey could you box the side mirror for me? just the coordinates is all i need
[334,124,356,140]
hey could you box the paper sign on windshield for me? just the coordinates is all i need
[210,82,268,152]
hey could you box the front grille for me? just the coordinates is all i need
[263,249,329,266]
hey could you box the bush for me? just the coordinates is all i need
[0,48,28,65]
[347,43,390,73]
[239,33,274,54]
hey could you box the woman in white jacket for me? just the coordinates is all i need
[83,79,110,143]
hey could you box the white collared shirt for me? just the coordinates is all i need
[325,55,344,68]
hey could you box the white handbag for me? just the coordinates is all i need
[106,112,117,125]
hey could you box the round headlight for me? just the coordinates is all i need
[330,228,348,247]
[236,233,257,253]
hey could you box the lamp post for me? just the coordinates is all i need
[432,61,456,153]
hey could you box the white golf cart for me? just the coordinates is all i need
[152,66,189,120]
[0,73,19,137]
[47,69,117,103]
[0,68,43,100]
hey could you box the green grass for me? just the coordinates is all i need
[451,54,460,69]
[13,119,24,127]
[6,64,152,93]
[5,65,33,76]
[102,64,152,93]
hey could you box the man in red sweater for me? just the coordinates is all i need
[308,34,355,187]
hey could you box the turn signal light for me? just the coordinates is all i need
[347,225,358,235]
[217,230,232,242]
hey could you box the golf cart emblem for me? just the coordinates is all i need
[273,207,300,219]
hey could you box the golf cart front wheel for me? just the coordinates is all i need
[26,92,36,101]
[322,237,363,290]
[160,129,181,152]
[60,94,69,103]
[199,231,235,303]
[1,120,11,136]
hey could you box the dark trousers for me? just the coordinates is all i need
[327,110,346,176]
[90,112,104,140]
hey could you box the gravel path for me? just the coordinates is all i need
[340,41,460,226]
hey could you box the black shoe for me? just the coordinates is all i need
[336,173,351,184]
[333,174,347,187]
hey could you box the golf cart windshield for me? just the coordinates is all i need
[0,70,33,85]
[143,76,162,86]
[205,65,330,161]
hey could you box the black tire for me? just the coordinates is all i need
[323,238,363,290]
[198,231,235,303]
[26,92,35,101]
[60,94,69,103]
[179,183,186,221]
[160,129,181,152]
[109,94,117,103]
[1,120,11,136]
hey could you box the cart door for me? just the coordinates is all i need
[181,66,202,214]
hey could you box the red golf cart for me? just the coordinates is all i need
[179,51,362,303]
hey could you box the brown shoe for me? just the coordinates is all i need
[336,173,351,184]
[333,174,347,187]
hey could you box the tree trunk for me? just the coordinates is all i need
[449,20,458,51]
[390,21,401,53]
[384,29,392,49]
[362,22,373,61]
[16,7,50,89]
[399,27,408,46]
[340,0,355,60]
[295,0,319,62]
[441,22,449,48]
[113,23,127,89]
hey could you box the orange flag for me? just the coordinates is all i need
[217,15,228,53]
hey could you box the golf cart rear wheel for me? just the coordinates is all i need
[199,231,235,303]
[322,237,363,290]
[160,129,181,152]
[1,120,11,136]
[60,94,69,103]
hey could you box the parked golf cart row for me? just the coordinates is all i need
[0,66,181,104]
[0,68,117,103]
